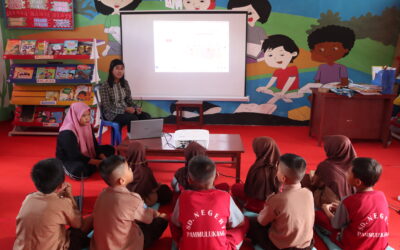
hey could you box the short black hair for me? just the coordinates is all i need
[307,25,356,57]
[279,153,306,181]
[188,155,216,184]
[31,158,65,194]
[262,35,299,62]
[107,59,126,88]
[351,157,382,187]
[227,0,271,24]
[95,0,142,15]
[99,155,126,186]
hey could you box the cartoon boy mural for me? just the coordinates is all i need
[236,35,301,114]
[227,0,271,62]
[308,25,356,86]
[94,0,142,56]
[258,35,300,99]
[182,0,215,10]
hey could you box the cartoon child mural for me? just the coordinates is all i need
[94,0,142,56]
[308,25,356,86]
[182,0,215,10]
[237,35,299,114]
[227,0,271,62]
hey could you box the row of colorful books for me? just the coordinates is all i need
[10,64,93,82]
[46,85,92,102]
[18,106,95,125]
[4,39,92,56]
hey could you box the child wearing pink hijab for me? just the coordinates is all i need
[56,102,115,180]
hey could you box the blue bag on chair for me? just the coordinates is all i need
[372,68,396,94]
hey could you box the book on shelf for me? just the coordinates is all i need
[36,67,56,80]
[35,41,49,55]
[5,40,21,55]
[77,41,92,55]
[75,65,93,81]
[59,87,75,101]
[35,111,63,123]
[45,91,59,101]
[20,40,36,55]
[75,85,91,101]
[62,40,78,55]
[56,66,76,79]
[13,66,35,79]
[48,42,64,55]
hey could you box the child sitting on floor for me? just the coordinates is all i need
[14,158,92,250]
[126,141,172,207]
[232,136,280,213]
[309,135,356,209]
[172,141,207,192]
[248,153,314,250]
[91,155,168,250]
[171,155,248,250]
[320,157,389,250]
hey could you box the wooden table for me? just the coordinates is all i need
[309,88,395,147]
[117,133,244,183]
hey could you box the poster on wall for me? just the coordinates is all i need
[4,0,74,30]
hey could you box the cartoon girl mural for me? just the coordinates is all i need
[227,0,271,62]
[182,0,215,10]
[94,0,142,56]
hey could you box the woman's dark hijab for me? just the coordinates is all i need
[174,142,207,189]
[244,137,280,200]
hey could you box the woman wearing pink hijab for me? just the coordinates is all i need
[56,102,115,180]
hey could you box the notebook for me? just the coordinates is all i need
[128,119,164,140]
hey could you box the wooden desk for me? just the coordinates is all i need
[309,88,395,147]
[117,133,244,183]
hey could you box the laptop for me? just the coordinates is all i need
[128,119,164,140]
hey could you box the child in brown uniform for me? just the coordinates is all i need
[248,153,315,250]
[91,155,168,250]
[13,158,91,250]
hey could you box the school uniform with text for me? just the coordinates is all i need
[171,189,248,250]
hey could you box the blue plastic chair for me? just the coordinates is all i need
[93,84,121,146]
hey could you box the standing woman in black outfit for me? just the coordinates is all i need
[56,102,115,180]
[99,59,150,132]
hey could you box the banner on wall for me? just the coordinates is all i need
[4,0,74,30]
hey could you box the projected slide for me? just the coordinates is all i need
[154,21,229,72]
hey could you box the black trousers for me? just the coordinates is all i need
[138,217,168,248]
[247,217,314,250]
[113,112,151,132]
[63,145,115,180]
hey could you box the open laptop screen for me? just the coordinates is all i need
[128,119,164,140]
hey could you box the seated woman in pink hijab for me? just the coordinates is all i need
[56,102,115,180]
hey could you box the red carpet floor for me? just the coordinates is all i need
[0,121,399,249]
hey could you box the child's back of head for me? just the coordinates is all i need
[188,155,216,190]
[99,155,132,187]
[31,158,65,194]
[278,153,306,184]
[351,157,382,188]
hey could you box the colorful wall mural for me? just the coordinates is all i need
[0,0,399,124]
